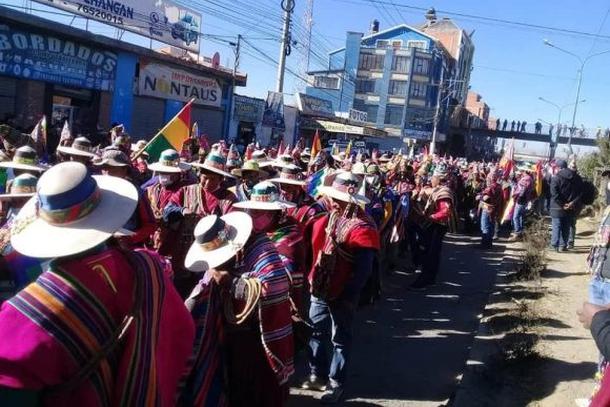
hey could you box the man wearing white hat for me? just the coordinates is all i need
[0,162,194,405]
[180,211,294,406]
[56,136,97,166]
[302,171,380,404]
[231,159,268,202]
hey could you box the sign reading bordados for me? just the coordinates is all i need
[35,0,201,52]
[0,24,116,90]
[138,62,222,107]
[234,95,264,123]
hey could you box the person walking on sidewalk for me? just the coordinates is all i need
[511,170,534,240]
[550,159,583,252]
[479,171,502,249]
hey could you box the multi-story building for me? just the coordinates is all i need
[305,13,474,150]
[465,91,490,129]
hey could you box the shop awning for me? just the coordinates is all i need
[300,118,387,138]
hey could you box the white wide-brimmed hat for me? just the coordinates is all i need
[252,150,274,168]
[0,146,48,172]
[190,152,235,178]
[0,173,38,200]
[231,159,269,178]
[273,154,296,169]
[148,149,191,173]
[233,181,296,211]
[269,164,306,186]
[184,212,253,273]
[319,171,370,205]
[56,137,96,158]
[10,161,138,258]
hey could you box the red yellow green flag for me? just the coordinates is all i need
[143,99,193,162]
[310,129,322,161]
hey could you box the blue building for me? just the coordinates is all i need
[306,20,459,150]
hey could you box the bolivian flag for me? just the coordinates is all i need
[143,99,193,162]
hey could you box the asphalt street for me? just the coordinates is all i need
[289,234,506,406]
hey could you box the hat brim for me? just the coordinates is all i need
[190,162,235,178]
[0,161,48,172]
[232,168,269,178]
[233,200,296,210]
[94,158,130,167]
[10,175,138,258]
[269,177,306,186]
[185,212,253,273]
[0,192,35,200]
[148,161,191,173]
[56,146,96,158]
[319,185,370,205]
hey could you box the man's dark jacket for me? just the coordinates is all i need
[550,168,583,218]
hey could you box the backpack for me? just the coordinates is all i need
[581,180,598,206]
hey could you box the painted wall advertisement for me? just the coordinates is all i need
[35,0,201,52]
[233,95,264,123]
[0,24,117,90]
[262,91,285,130]
[138,61,222,107]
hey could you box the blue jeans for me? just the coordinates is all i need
[589,276,610,306]
[551,216,570,249]
[568,215,577,247]
[308,296,355,388]
[513,203,526,235]
[480,210,495,247]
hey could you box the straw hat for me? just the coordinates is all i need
[273,154,295,169]
[252,150,274,168]
[148,149,191,173]
[94,149,131,167]
[231,160,268,178]
[190,151,235,178]
[56,137,96,158]
[352,162,367,176]
[319,171,370,205]
[269,164,306,186]
[184,212,253,273]
[131,139,148,152]
[233,181,296,211]
[379,153,391,163]
[0,173,38,200]
[10,162,138,258]
[0,146,48,172]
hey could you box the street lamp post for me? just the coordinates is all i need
[543,39,610,155]
[538,96,586,159]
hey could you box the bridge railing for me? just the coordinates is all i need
[482,122,606,139]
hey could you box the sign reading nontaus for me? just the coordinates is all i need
[35,0,202,52]
[138,61,222,107]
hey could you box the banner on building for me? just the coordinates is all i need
[0,24,117,90]
[34,0,201,52]
[233,95,264,123]
[296,93,334,118]
[262,91,285,129]
[138,61,222,107]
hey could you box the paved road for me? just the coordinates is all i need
[289,234,506,407]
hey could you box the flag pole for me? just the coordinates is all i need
[131,98,195,160]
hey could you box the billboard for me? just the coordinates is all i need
[233,95,264,123]
[296,93,334,118]
[0,23,117,90]
[138,61,222,107]
[262,91,285,130]
[35,0,201,52]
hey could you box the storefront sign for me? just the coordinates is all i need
[34,0,201,52]
[296,93,334,118]
[233,95,264,123]
[403,129,432,140]
[349,108,368,124]
[300,118,387,138]
[138,61,222,107]
[0,24,117,90]
[262,91,285,129]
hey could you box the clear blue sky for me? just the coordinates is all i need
[6,0,610,129]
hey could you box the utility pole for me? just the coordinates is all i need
[430,67,444,156]
[276,0,295,93]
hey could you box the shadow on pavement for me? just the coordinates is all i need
[289,234,506,405]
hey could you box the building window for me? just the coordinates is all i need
[410,82,427,98]
[388,80,408,96]
[355,78,376,93]
[384,104,403,126]
[392,55,410,73]
[376,40,402,49]
[313,75,339,89]
[358,53,384,70]
[407,40,428,50]
[353,99,378,123]
[413,58,430,75]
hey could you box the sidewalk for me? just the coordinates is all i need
[453,218,599,407]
